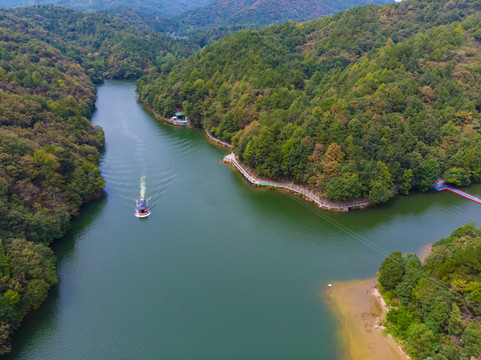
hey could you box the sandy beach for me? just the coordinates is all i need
[325,278,410,360]
[417,243,432,262]
[324,244,434,360]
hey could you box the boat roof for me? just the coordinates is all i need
[137,199,148,210]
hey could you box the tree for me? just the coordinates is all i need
[378,251,405,292]
[369,180,391,204]
[400,169,413,195]
[386,307,419,338]
[448,303,464,336]
[407,323,435,359]
[462,322,481,357]
[324,173,362,201]
[417,159,439,192]
[0,322,12,356]
[443,167,470,187]
[321,143,344,179]
[422,292,452,333]
[395,265,423,306]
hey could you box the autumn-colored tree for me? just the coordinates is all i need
[321,143,344,178]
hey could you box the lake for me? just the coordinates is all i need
[6,80,480,359]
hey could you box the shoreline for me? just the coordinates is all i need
[140,102,233,149]
[140,102,193,128]
[325,278,410,360]
[223,153,373,212]
[203,128,233,148]
[138,98,388,212]
[141,100,481,213]
[325,244,431,360]
[417,243,432,262]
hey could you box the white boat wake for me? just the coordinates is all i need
[135,176,151,217]
[140,175,146,199]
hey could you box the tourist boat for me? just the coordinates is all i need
[135,197,150,218]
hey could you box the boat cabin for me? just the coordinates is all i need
[136,198,149,216]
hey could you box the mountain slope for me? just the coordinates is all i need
[98,6,177,34]
[0,6,199,81]
[137,0,481,203]
[97,0,394,47]
[177,0,393,29]
[0,23,105,355]
[0,0,214,17]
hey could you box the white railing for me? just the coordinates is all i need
[204,129,233,148]
[223,153,370,211]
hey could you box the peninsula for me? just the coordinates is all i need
[138,0,481,207]
[328,224,481,360]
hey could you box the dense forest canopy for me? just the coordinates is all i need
[39,0,397,48]
[163,0,393,46]
[137,0,481,204]
[0,0,214,17]
[0,24,104,354]
[378,223,481,360]
[0,0,397,48]
[98,7,179,35]
[178,0,392,29]
[0,6,199,82]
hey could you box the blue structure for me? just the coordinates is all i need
[434,185,481,204]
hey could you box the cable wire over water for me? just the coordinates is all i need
[285,193,391,258]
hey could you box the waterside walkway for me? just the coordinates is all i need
[204,129,233,148]
[223,153,371,212]
[434,185,481,204]
[144,107,371,212]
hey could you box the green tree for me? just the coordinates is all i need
[417,159,439,192]
[448,303,464,336]
[378,251,405,292]
[369,180,391,204]
[395,265,423,307]
[386,307,419,338]
[462,322,481,357]
[407,323,435,359]
[324,173,362,201]
[444,167,470,187]
[400,169,413,195]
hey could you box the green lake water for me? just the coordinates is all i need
[6,80,481,359]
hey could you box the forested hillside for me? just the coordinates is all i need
[0,0,214,17]
[138,0,481,204]
[378,223,481,360]
[0,25,104,354]
[99,7,178,35]
[168,0,392,45]
[0,6,199,82]
[0,0,393,45]
[178,0,391,29]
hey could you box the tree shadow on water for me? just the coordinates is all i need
[4,195,107,359]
